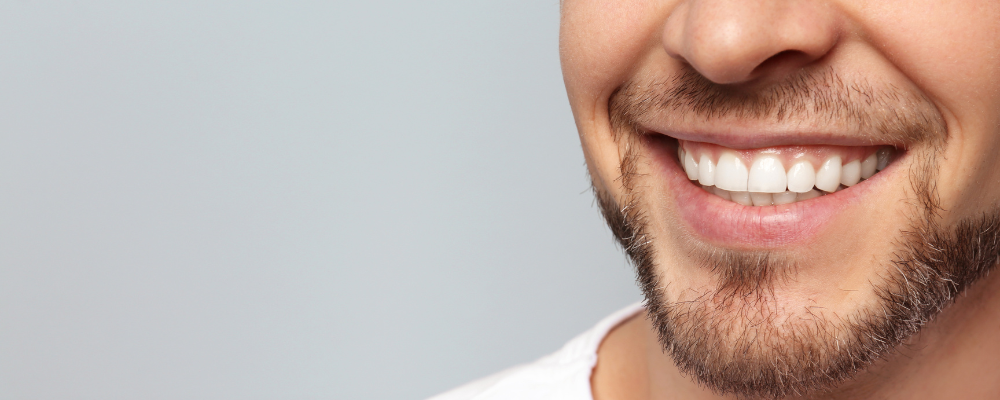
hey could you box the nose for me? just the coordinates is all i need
[662,0,842,85]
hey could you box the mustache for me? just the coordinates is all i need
[608,66,946,147]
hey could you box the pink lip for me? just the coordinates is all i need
[640,123,905,150]
[646,134,875,248]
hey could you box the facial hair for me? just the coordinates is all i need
[593,67,1000,399]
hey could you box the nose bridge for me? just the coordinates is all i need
[663,0,841,84]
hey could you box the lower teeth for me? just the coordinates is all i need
[702,185,840,206]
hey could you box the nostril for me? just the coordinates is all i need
[750,50,815,79]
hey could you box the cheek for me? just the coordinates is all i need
[560,0,675,108]
[855,1,1000,218]
[579,130,619,194]
[940,134,1000,220]
[858,0,1000,113]
[857,1,1000,133]
[561,0,679,198]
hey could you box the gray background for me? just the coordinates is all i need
[0,1,640,399]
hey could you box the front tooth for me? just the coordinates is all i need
[786,160,816,193]
[684,151,700,181]
[698,154,716,186]
[860,153,878,179]
[876,148,891,171]
[796,189,823,201]
[772,191,797,205]
[715,151,749,192]
[712,186,732,201]
[750,192,773,206]
[815,156,842,192]
[748,155,787,193]
[730,191,753,206]
[840,160,861,186]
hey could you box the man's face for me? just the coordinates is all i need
[561,0,1000,397]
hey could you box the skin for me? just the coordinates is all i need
[560,0,1000,399]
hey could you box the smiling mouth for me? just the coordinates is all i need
[611,67,939,246]
[676,139,898,206]
[641,132,906,246]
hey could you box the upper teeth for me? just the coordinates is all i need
[747,155,786,193]
[678,146,893,206]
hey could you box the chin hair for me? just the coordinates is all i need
[592,154,1000,398]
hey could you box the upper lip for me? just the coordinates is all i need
[639,122,905,150]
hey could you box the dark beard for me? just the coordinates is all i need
[592,68,1000,399]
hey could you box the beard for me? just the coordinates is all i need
[593,67,1000,399]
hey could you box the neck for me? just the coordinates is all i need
[592,272,1000,400]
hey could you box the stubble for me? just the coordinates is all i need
[592,67,1000,399]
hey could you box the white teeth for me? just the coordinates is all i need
[876,148,891,171]
[709,188,821,206]
[698,154,716,186]
[786,160,816,193]
[680,143,896,206]
[797,189,822,201]
[750,192,773,206]
[748,155,787,193]
[772,191,798,205]
[715,151,749,192]
[712,186,732,201]
[860,153,878,179]
[684,151,700,181]
[815,156,842,192]
[840,160,861,186]
[730,191,753,206]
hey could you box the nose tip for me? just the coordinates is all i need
[663,0,841,85]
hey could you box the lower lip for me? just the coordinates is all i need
[646,134,872,248]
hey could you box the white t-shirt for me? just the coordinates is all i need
[428,303,646,400]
